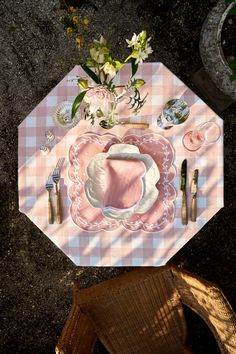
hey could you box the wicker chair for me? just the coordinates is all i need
[55,265,236,354]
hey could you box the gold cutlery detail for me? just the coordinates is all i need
[191,169,199,222]
[46,158,65,225]
[52,166,62,224]
[45,173,54,224]
[180,159,188,225]
[100,120,149,129]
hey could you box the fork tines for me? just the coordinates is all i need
[46,173,54,190]
[56,158,65,170]
[46,173,54,224]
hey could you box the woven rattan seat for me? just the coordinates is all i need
[56,265,236,354]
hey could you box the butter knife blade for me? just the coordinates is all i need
[180,159,188,225]
[180,159,187,191]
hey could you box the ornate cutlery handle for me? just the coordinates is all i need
[56,189,62,224]
[48,197,54,224]
[181,191,188,225]
[191,196,197,222]
[123,123,149,129]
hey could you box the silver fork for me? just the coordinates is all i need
[45,173,54,224]
[55,157,65,170]
[52,166,62,224]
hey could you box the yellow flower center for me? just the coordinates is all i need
[72,16,79,24]
[83,18,90,25]
[76,37,82,48]
[68,6,77,14]
[66,27,73,34]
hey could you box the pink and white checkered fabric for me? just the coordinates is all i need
[18,63,224,266]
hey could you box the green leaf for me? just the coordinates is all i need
[81,64,101,84]
[228,6,236,15]
[104,55,114,64]
[62,15,71,27]
[71,90,87,118]
[85,58,98,67]
[62,15,77,30]
[225,0,234,3]
[230,73,236,81]
[229,60,236,70]
[131,58,138,77]
[115,60,124,70]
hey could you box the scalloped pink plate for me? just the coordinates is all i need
[68,132,176,232]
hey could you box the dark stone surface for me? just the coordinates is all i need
[191,67,234,112]
[0,0,236,353]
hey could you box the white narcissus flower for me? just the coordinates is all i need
[144,42,153,55]
[132,42,153,64]
[102,62,116,78]
[84,87,115,116]
[138,30,147,43]
[126,33,139,50]
[132,50,148,64]
[126,31,153,64]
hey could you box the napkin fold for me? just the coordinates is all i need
[104,158,146,209]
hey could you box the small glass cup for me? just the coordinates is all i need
[45,129,55,142]
[182,121,221,151]
[156,98,190,129]
[40,144,50,155]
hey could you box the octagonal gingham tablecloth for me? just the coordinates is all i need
[18,63,224,266]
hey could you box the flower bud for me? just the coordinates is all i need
[134,79,145,88]
[66,27,73,34]
[77,79,88,90]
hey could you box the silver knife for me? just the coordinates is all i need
[180,159,188,225]
[191,169,199,222]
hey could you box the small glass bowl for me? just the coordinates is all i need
[53,101,81,129]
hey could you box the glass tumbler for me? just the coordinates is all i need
[45,130,55,142]
[182,121,221,151]
[156,98,190,129]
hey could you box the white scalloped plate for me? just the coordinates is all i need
[84,144,160,220]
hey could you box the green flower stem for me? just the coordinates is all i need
[124,53,135,63]
[104,73,108,82]
[109,100,118,124]
[98,67,101,82]
[95,67,101,81]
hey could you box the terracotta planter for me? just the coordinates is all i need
[200,0,236,100]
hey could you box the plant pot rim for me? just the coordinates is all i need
[200,0,236,101]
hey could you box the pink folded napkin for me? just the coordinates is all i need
[104,158,146,209]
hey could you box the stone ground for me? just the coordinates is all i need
[0,0,236,353]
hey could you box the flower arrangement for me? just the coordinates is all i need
[71,31,153,127]
[61,4,90,48]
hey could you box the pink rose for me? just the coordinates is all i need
[84,86,115,116]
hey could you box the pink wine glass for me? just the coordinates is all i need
[182,121,221,151]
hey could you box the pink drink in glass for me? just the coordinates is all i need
[182,122,221,151]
